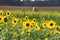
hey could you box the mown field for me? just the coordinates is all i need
[0,10,60,40]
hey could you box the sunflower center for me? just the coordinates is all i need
[26,23,29,27]
[31,25,33,27]
[44,24,46,26]
[4,18,7,22]
[7,13,9,15]
[18,20,21,23]
[26,17,27,19]
[36,26,37,28]
[34,20,36,22]
[0,13,2,15]
[14,20,16,23]
[0,18,1,20]
[19,20,20,21]
[32,23,34,24]
[56,27,60,31]
[50,23,53,26]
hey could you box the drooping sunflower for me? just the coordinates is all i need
[42,21,49,27]
[50,31,54,36]
[56,26,60,31]
[0,11,3,16]
[3,16,7,22]
[54,26,60,34]
[13,32,17,37]
[47,20,56,29]
[12,18,18,25]
[18,18,22,23]
[34,24,40,31]
[54,29,60,34]
[6,11,11,16]
[0,16,4,23]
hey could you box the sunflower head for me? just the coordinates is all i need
[50,31,54,36]
[31,20,37,27]
[56,26,60,31]
[24,16,29,21]
[13,32,17,37]
[12,18,18,25]
[0,11,3,16]
[25,16,28,19]
[54,30,60,34]
[23,20,32,29]
[34,24,40,31]
[54,26,60,34]
[6,11,11,16]
[47,20,56,29]
[3,16,7,22]
[18,19,22,23]
[33,18,36,22]
[42,21,49,27]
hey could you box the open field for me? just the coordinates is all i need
[0,10,60,40]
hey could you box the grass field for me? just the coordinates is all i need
[0,10,60,40]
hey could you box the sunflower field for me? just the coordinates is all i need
[0,10,60,40]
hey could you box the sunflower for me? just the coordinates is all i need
[0,16,4,23]
[24,16,29,21]
[31,20,37,27]
[12,18,18,25]
[23,20,31,29]
[3,16,7,22]
[47,20,56,29]
[0,11,3,16]
[34,24,40,31]
[54,30,60,34]
[42,21,49,27]
[30,18,37,27]
[18,19,22,23]
[32,18,37,22]
[50,31,54,36]
[13,32,17,37]
[54,26,60,34]
[6,11,11,16]
[56,26,60,31]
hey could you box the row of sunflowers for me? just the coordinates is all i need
[0,10,60,40]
